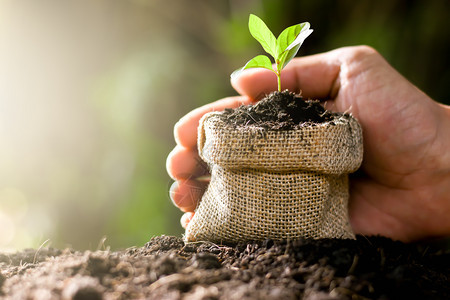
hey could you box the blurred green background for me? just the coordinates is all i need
[0,0,449,251]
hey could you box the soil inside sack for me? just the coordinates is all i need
[219,91,334,130]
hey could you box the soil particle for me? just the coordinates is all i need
[190,252,221,269]
[219,91,334,130]
[1,235,449,299]
[62,276,104,300]
[144,235,185,252]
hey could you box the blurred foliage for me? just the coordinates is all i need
[0,0,448,251]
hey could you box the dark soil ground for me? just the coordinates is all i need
[1,235,449,299]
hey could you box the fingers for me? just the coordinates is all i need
[174,96,255,149]
[166,145,208,181]
[169,179,207,212]
[167,145,209,213]
[170,94,252,216]
[180,212,194,229]
[231,50,341,100]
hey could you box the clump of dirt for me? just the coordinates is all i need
[219,91,334,130]
[1,235,449,299]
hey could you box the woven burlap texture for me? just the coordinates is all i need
[185,111,363,243]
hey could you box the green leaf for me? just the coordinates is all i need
[279,44,301,71]
[276,24,302,56]
[230,55,274,81]
[242,55,273,71]
[248,14,277,58]
[277,22,313,69]
[285,22,313,51]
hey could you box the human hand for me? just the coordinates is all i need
[167,46,450,242]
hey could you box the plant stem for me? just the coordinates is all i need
[276,71,281,92]
[274,61,281,91]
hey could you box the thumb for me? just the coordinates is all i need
[231,51,341,100]
[231,68,278,100]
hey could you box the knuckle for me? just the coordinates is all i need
[334,45,384,80]
[351,45,378,56]
[335,45,381,62]
[348,45,381,63]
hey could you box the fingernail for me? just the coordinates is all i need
[169,181,178,200]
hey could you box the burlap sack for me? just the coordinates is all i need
[185,111,363,243]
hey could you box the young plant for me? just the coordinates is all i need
[232,14,313,92]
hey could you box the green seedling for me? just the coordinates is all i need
[232,14,313,91]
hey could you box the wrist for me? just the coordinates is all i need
[436,103,450,169]
[426,102,450,239]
